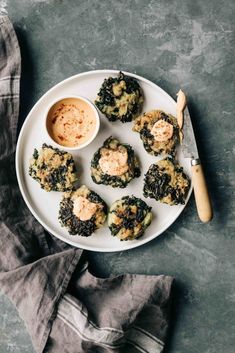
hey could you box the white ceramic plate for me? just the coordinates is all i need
[16,70,192,252]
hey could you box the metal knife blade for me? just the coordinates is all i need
[181,106,199,160]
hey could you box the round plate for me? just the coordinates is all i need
[16,70,192,252]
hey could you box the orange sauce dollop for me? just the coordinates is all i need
[47,98,97,147]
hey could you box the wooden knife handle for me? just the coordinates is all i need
[191,159,213,223]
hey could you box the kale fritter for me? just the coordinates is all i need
[59,185,107,236]
[143,158,190,205]
[95,72,144,123]
[91,137,141,188]
[29,143,77,192]
[108,196,152,240]
[133,110,179,156]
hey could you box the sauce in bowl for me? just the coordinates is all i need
[46,97,99,148]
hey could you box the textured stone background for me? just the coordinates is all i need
[0,0,234,352]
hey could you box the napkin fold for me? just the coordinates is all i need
[0,16,174,353]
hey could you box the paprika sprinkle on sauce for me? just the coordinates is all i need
[46,98,97,148]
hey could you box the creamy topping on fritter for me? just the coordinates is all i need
[99,148,129,176]
[150,119,173,142]
[73,196,98,221]
[47,98,97,148]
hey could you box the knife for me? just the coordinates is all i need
[177,91,213,223]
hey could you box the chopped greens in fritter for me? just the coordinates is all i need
[133,110,179,156]
[95,72,144,123]
[59,185,107,236]
[91,136,141,188]
[143,157,190,205]
[29,143,77,192]
[108,195,152,240]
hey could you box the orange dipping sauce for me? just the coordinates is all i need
[46,97,98,148]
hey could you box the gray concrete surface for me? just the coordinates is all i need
[0,0,235,352]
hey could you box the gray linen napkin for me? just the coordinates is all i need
[0,16,174,353]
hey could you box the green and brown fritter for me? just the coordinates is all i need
[59,185,107,236]
[143,158,190,205]
[29,143,77,192]
[95,72,144,123]
[133,110,179,156]
[91,136,141,188]
[108,196,152,241]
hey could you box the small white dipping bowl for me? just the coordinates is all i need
[45,95,100,151]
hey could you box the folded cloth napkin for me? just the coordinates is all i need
[0,16,174,353]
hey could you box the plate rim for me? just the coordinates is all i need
[15,69,192,252]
